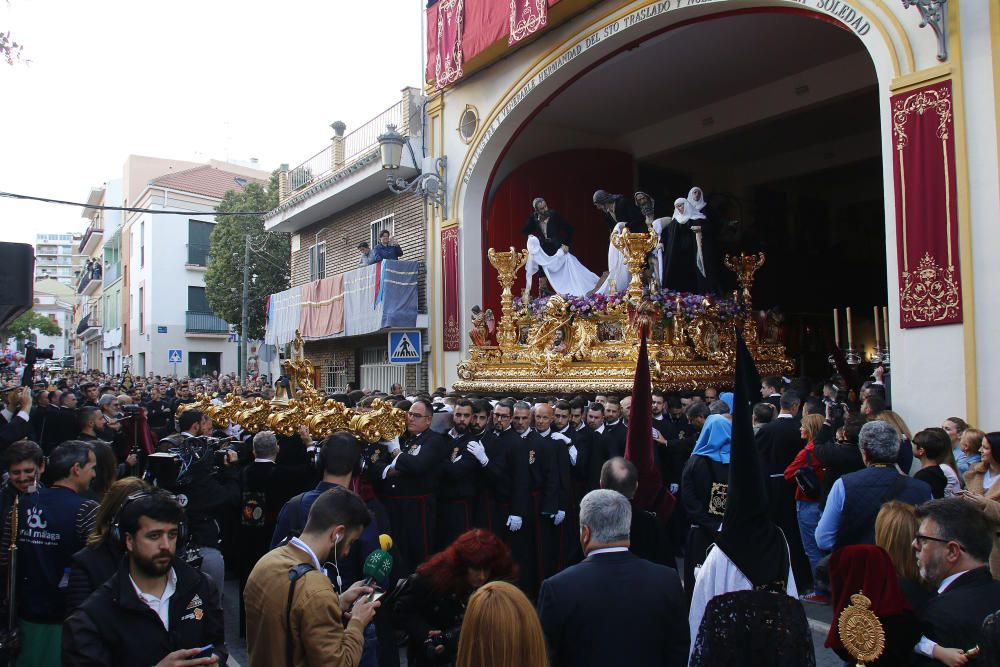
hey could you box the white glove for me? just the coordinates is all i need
[506,515,523,532]
[613,222,625,234]
[383,436,401,454]
[669,483,679,495]
[553,510,566,526]
[467,441,489,466]
[550,432,571,445]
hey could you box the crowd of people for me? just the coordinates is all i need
[1,363,999,666]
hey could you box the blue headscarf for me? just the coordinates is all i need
[691,414,732,464]
[720,391,734,413]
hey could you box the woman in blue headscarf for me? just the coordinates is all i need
[681,414,732,596]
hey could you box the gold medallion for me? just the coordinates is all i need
[837,592,885,666]
[529,450,536,465]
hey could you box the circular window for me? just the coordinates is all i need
[457,105,479,144]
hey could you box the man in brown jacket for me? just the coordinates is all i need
[244,486,380,667]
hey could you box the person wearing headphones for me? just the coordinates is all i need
[244,486,380,667]
[62,489,227,666]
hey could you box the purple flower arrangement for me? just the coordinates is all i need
[513,289,742,321]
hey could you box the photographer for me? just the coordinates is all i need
[244,486,379,667]
[147,410,239,593]
[62,489,227,666]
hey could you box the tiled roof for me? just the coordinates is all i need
[150,165,265,200]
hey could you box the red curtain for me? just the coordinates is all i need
[890,81,962,328]
[481,149,634,317]
[442,226,462,351]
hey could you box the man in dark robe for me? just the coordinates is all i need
[592,190,646,233]
[522,198,574,256]
[435,399,482,550]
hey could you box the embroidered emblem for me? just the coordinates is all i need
[708,482,728,517]
[451,447,460,462]
[187,595,203,609]
[529,450,536,465]
[370,451,380,464]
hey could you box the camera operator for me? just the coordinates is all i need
[143,387,175,439]
[17,441,98,664]
[148,410,239,593]
[244,486,379,667]
[0,387,32,451]
[62,489,227,666]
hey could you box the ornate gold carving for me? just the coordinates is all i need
[488,247,528,349]
[837,592,886,666]
[892,85,952,149]
[724,252,765,345]
[899,252,960,324]
[708,482,728,517]
[610,227,658,302]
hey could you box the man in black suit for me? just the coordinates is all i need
[537,489,688,667]
[760,376,784,409]
[913,497,1000,665]
[0,388,32,452]
[522,197,573,257]
[600,457,670,566]
[754,391,810,590]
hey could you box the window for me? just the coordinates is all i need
[138,286,144,334]
[188,220,214,266]
[140,221,145,268]
[188,286,211,312]
[370,215,394,249]
[308,242,326,281]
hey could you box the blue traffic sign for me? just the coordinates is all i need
[157,326,168,334]
[388,331,421,364]
[168,349,183,364]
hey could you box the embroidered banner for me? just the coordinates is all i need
[442,227,461,350]
[435,0,464,90]
[299,275,345,339]
[890,80,962,328]
[509,0,547,45]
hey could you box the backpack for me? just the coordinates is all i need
[793,449,821,500]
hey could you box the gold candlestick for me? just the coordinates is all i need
[610,227,658,303]
[724,252,766,344]
[488,247,528,350]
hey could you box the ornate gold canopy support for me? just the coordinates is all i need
[611,227,658,303]
[487,247,528,350]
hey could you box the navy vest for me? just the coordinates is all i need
[836,466,930,550]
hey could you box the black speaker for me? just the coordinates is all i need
[0,243,34,329]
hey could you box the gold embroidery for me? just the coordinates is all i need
[708,482,728,517]
[509,0,547,45]
[528,450,536,465]
[899,252,960,324]
[838,592,885,665]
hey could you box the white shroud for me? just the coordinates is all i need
[525,235,600,297]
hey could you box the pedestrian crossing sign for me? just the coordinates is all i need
[388,331,422,364]
[168,349,183,364]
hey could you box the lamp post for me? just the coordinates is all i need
[377,124,447,216]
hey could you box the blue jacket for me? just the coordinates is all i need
[371,243,403,263]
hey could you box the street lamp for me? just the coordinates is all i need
[377,124,447,216]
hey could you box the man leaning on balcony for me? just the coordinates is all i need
[370,229,403,264]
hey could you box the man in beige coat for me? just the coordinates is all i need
[244,486,380,667]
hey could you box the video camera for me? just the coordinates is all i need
[145,435,237,489]
[20,343,53,387]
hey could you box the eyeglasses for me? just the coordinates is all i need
[407,411,430,420]
[914,533,963,550]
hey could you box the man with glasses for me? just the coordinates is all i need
[815,420,931,553]
[911,497,1000,665]
[380,398,446,574]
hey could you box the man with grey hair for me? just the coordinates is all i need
[537,489,688,667]
[815,420,931,552]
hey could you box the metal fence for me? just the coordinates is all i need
[344,102,403,164]
[360,348,405,394]
[185,311,231,334]
[287,146,332,192]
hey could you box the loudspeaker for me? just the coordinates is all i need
[0,243,34,329]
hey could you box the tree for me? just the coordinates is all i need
[204,172,289,341]
[2,310,61,343]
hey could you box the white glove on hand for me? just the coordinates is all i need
[669,483,680,495]
[383,436,401,454]
[550,432,571,445]
[466,441,489,466]
[553,510,566,526]
[506,515,523,532]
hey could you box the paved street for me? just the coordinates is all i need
[224,578,844,666]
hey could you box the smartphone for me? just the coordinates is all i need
[368,590,385,602]
[194,644,214,659]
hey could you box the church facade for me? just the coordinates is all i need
[420,0,1000,428]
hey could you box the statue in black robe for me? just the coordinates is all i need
[522,197,574,256]
[662,198,703,293]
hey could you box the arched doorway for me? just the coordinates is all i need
[477,9,885,378]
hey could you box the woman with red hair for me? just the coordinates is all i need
[394,529,517,666]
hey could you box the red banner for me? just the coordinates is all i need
[435,0,464,90]
[442,226,461,351]
[509,0,547,45]
[890,81,962,328]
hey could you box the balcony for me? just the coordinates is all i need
[280,97,407,204]
[76,312,101,341]
[77,264,103,295]
[79,220,104,255]
[103,261,121,285]
[187,242,211,267]
[186,311,231,334]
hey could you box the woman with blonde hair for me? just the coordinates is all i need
[959,432,1000,579]
[455,581,549,667]
[783,413,827,601]
[875,500,930,609]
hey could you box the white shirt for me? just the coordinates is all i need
[130,567,177,631]
[1,408,30,423]
[587,546,629,558]
[290,536,326,576]
[776,413,794,420]
[915,570,972,657]
[253,458,276,464]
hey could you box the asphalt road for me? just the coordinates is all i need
[223,579,845,666]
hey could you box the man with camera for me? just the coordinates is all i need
[0,387,32,451]
[148,410,239,594]
[245,486,379,667]
[62,489,227,666]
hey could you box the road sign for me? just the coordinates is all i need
[157,326,168,334]
[168,349,183,364]
[388,331,422,364]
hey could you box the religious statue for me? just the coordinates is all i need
[469,305,496,346]
[526,295,572,373]
[523,197,599,298]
